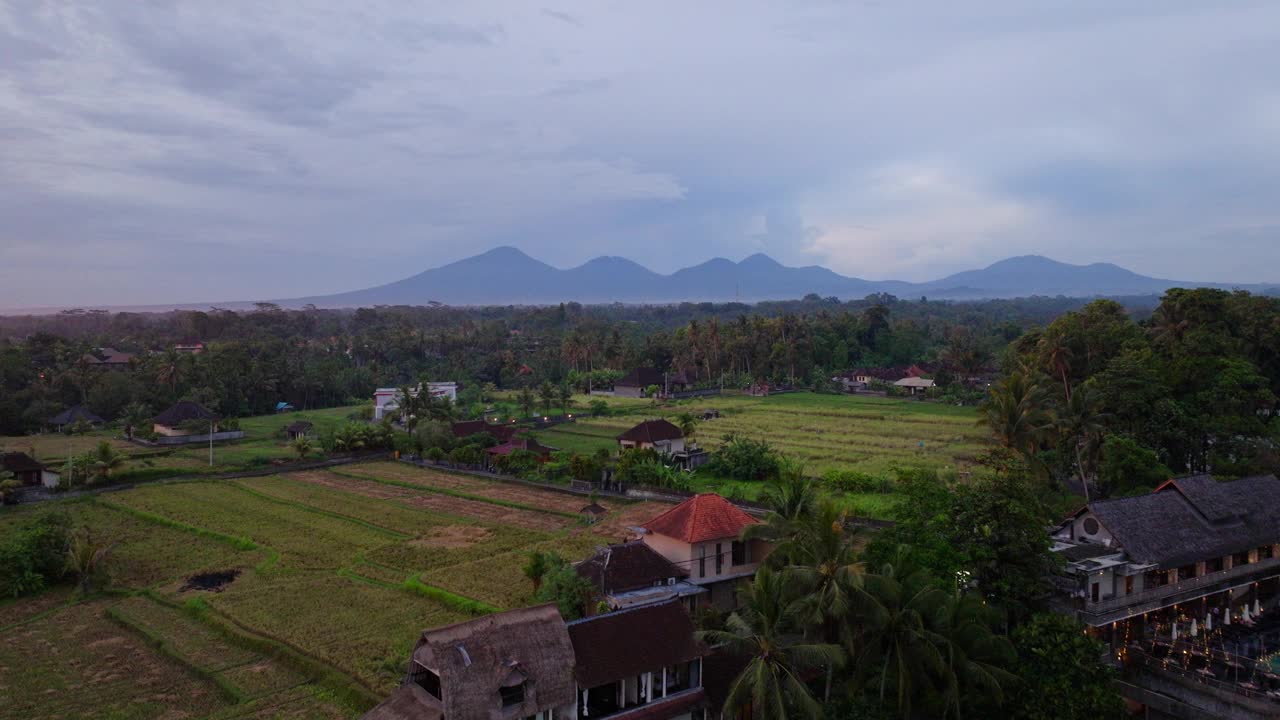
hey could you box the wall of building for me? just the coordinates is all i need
[1070,511,1116,545]
[614,385,645,398]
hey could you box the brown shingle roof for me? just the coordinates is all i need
[409,604,575,719]
[360,686,443,720]
[576,541,687,595]
[1086,474,1280,568]
[1,452,46,474]
[617,419,684,444]
[642,493,760,544]
[566,600,706,689]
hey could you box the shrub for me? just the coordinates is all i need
[1098,436,1171,497]
[448,445,483,464]
[424,447,445,462]
[0,511,71,598]
[706,434,781,481]
[821,468,894,494]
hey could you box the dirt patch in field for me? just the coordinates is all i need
[410,525,492,548]
[288,470,417,500]
[401,494,569,532]
[181,569,241,593]
[586,501,672,542]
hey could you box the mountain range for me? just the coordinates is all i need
[286,247,1277,307]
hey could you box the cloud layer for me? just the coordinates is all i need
[2,1,1278,305]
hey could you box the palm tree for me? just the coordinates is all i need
[977,372,1053,474]
[675,412,699,440]
[743,460,818,563]
[517,386,537,419]
[292,436,313,459]
[699,567,845,720]
[90,440,126,482]
[1041,335,1075,402]
[935,594,1017,719]
[120,401,151,440]
[154,349,187,393]
[538,381,556,415]
[557,384,574,414]
[788,499,868,700]
[1056,384,1108,500]
[854,555,953,719]
[64,526,113,595]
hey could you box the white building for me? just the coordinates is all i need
[373,382,458,421]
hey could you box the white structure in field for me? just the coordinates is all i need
[373,382,458,421]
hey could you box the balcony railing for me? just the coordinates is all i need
[1078,556,1280,617]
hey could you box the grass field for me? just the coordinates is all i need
[0,460,649,718]
[538,391,984,477]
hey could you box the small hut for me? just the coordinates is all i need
[48,405,104,432]
[286,421,313,440]
[580,502,608,524]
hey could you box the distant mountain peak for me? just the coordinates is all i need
[740,253,783,268]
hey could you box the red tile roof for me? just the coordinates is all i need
[642,493,759,544]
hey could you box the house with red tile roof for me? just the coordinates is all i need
[639,494,767,609]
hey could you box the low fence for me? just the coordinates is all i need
[144,430,247,446]
[667,388,722,400]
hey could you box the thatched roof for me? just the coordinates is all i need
[566,600,706,689]
[409,604,575,719]
[48,405,104,426]
[153,400,217,426]
[576,541,687,595]
[360,686,443,720]
[1085,474,1280,568]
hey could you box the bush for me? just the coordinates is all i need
[821,468,894,494]
[424,447,445,462]
[706,434,781,481]
[0,511,71,598]
[448,445,483,464]
[1098,436,1171,497]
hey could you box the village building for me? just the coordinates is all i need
[579,503,608,524]
[365,604,577,720]
[374,382,459,421]
[613,368,689,398]
[364,600,710,720]
[1049,474,1280,718]
[616,419,708,471]
[81,347,134,368]
[566,600,709,719]
[892,376,936,395]
[0,452,60,488]
[47,405,104,432]
[485,436,555,466]
[638,494,766,609]
[451,420,517,444]
[576,541,705,612]
[150,401,245,445]
[285,421,313,440]
[174,341,205,354]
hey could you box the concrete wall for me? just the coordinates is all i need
[152,430,246,446]
[614,385,645,398]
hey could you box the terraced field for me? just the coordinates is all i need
[539,391,984,476]
[0,461,662,718]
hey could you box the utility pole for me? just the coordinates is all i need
[209,420,215,467]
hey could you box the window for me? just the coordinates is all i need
[698,546,706,578]
[1082,517,1100,536]
[1233,551,1250,567]
[500,683,525,707]
[1124,575,1134,595]
[731,541,746,566]
[715,543,723,574]
[409,663,441,700]
[1260,545,1275,560]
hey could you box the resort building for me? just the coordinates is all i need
[576,541,706,612]
[1049,474,1280,718]
[373,383,458,421]
[616,419,708,471]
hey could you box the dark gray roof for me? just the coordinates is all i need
[1060,543,1122,562]
[566,600,706,689]
[153,400,218,426]
[1087,474,1280,568]
[575,541,687,595]
[48,405,104,425]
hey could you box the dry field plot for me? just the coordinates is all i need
[0,600,232,720]
[344,462,595,515]
[398,492,571,531]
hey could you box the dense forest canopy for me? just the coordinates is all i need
[3,289,1277,484]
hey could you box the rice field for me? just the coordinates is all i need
[0,459,668,717]
[538,391,985,476]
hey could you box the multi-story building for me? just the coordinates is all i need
[638,493,767,609]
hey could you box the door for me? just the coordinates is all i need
[1090,582,1100,602]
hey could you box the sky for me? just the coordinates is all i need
[2,1,1279,307]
